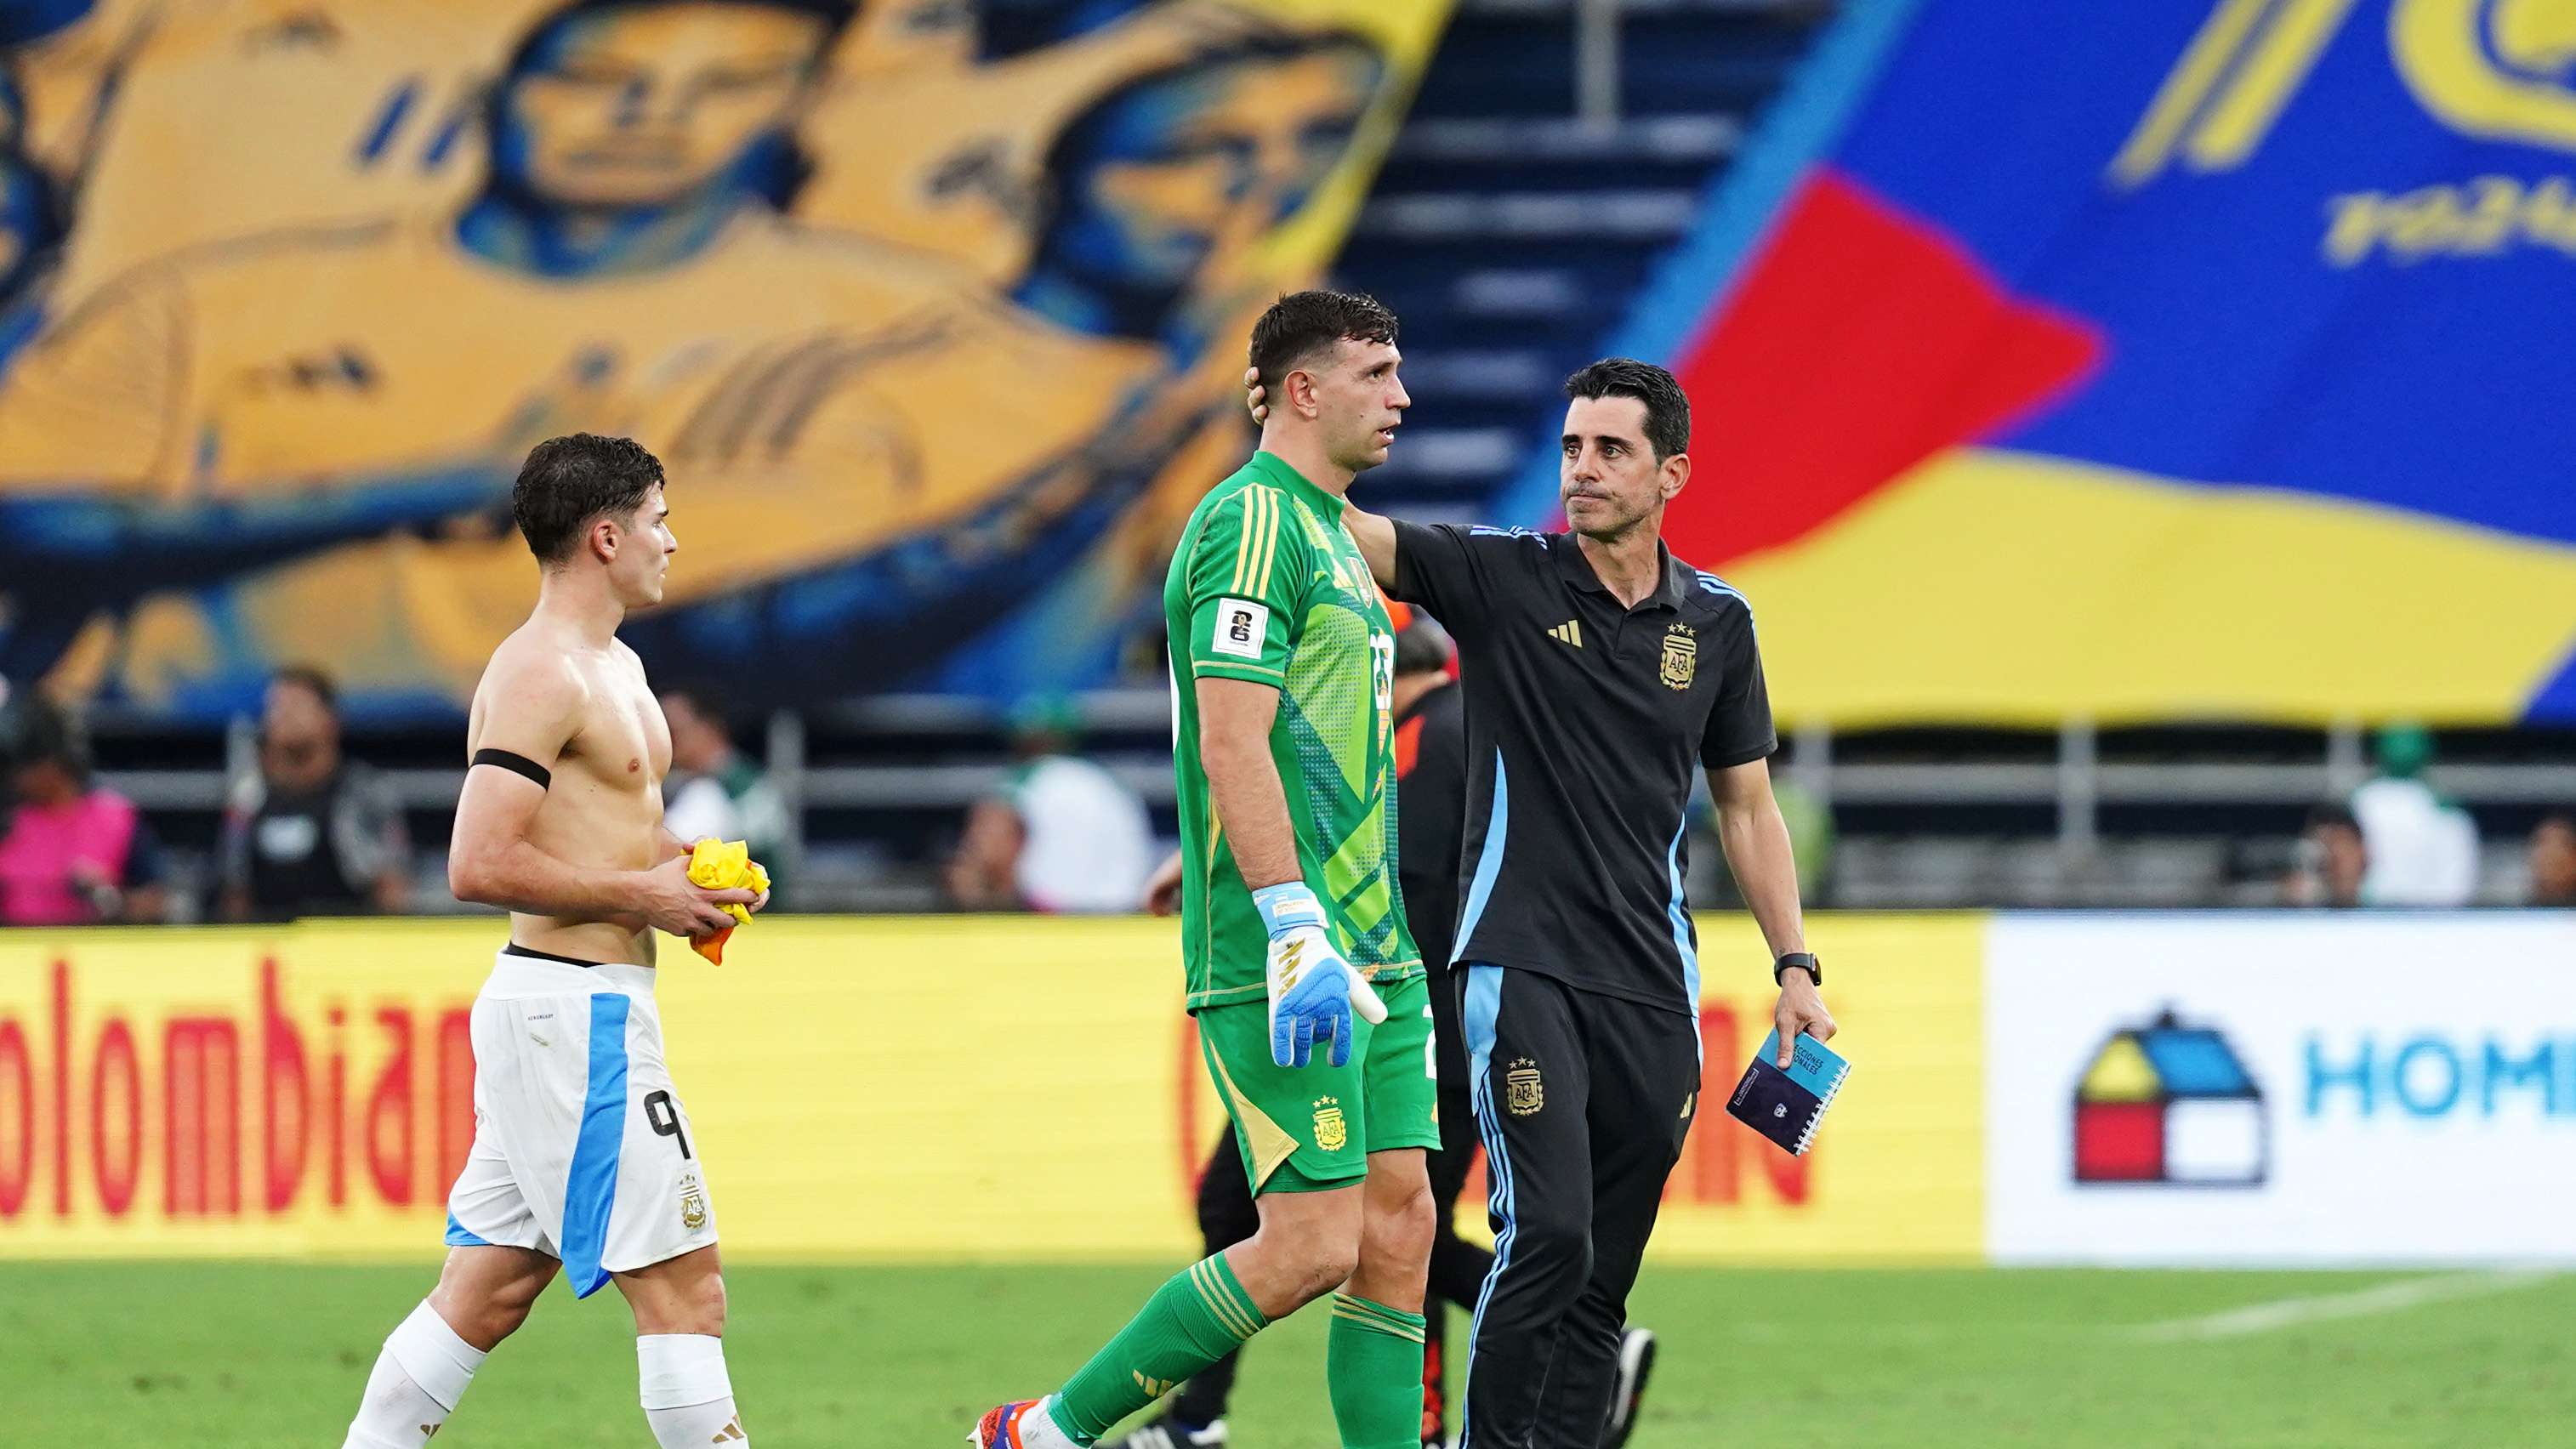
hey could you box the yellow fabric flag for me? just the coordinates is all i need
[685,838,771,964]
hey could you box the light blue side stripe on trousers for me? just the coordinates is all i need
[1458,963,1513,1448]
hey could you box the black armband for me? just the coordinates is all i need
[470,748,553,790]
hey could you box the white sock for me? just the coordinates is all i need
[639,1333,748,1446]
[1014,1396,1083,1449]
[342,1301,486,1448]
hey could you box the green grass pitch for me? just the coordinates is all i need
[7,1262,2569,1446]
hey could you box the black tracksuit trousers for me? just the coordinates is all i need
[1457,964,1699,1449]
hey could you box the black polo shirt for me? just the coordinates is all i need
[1390,520,1775,1015]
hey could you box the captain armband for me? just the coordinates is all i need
[470,748,552,790]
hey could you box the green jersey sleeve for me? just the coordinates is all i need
[1182,483,1308,687]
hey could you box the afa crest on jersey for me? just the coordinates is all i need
[1659,625,1697,691]
[1312,1096,1349,1152]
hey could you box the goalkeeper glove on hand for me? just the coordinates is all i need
[1253,882,1387,1068]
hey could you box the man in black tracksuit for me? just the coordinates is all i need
[1383,360,1834,1449]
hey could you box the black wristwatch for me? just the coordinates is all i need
[1773,952,1823,986]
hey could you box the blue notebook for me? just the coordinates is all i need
[1725,1030,1851,1156]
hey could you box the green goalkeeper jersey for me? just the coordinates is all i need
[1164,451,1423,1011]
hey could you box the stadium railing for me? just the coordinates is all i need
[71,690,2576,915]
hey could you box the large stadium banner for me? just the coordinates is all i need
[0,0,1451,722]
[1985,913,2576,1265]
[0,913,1980,1263]
[1518,0,2576,725]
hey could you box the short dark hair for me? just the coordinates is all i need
[1392,616,1451,677]
[2539,810,2576,834]
[1564,357,1690,461]
[659,685,725,725]
[2306,800,2361,835]
[270,664,339,716]
[513,434,666,565]
[7,696,88,784]
[1248,289,1398,395]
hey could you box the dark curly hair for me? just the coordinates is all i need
[1248,289,1399,395]
[511,433,666,565]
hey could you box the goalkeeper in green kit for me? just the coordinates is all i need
[974,290,1438,1449]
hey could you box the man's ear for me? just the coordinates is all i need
[1660,451,1692,503]
[1284,367,1323,419]
[589,514,621,565]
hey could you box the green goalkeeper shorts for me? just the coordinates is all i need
[1197,973,1441,1195]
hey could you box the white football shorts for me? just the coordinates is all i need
[442,952,717,1296]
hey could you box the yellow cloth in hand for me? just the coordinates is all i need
[685,838,771,963]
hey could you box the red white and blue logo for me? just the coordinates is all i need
[2072,1009,2267,1188]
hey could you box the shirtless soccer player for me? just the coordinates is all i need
[338,433,769,1449]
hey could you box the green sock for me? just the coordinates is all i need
[1327,1293,1429,1449]
[1049,1253,1271,1446]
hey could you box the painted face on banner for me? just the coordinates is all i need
[498,3,831,208]
[1049,42,1381,292]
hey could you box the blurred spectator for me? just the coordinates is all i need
[2285,801,2368,908]
[0,694,167,924]
[1692,771,1835,907]
[2351,724,2479,906]
[945,695,1153,913]
[1776,776,1838,901]
[660,689,794,889]
[218,666,410,921]
[2528,811,2576,906]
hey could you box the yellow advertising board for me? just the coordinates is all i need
[0,914,1982,1262]
[1649,912,1985,1263]
[0,920,493,1257]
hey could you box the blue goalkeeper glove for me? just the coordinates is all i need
[1253,882,1388,1068]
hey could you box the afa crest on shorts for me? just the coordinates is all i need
[679,1170,709,1232]
[1312,1095,1349,1152]
[1659,624,1697,691]
[1506,1058,1545,1117]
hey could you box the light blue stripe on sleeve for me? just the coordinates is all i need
[1450,749,1509,963]
[1666,819,1701,1024]
[560,992,631,1298]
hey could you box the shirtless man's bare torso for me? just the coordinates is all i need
[340,433,763,1449]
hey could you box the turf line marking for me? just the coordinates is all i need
[2122,1270,2563,1343]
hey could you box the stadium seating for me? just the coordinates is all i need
[1339,0,1834,520]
